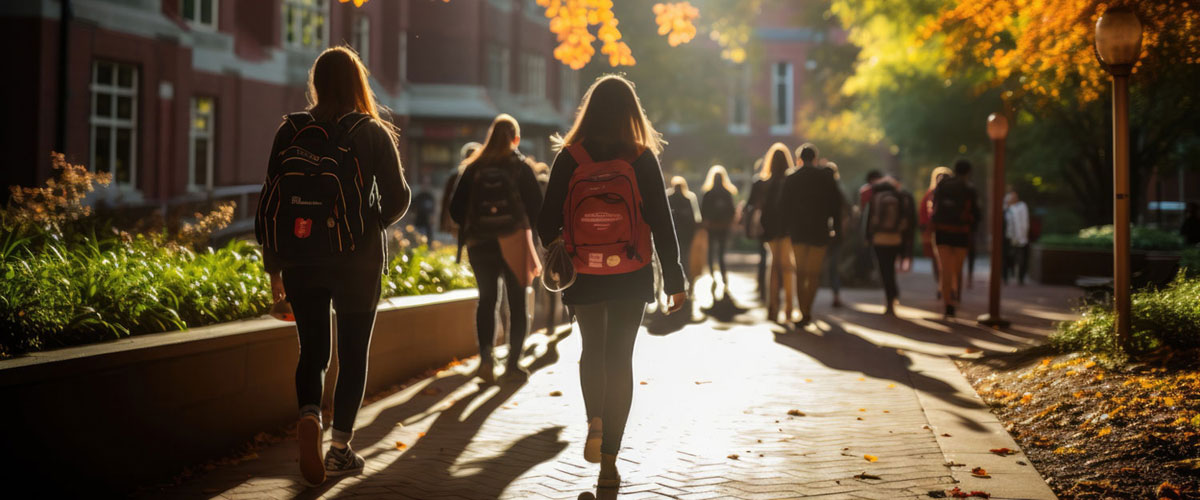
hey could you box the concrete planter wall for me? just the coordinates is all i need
[0,290,480,493]
[1031,245,1181,286]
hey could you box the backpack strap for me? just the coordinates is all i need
[336,112,372,147]
[567,143,592,164]
[285,112,314,132]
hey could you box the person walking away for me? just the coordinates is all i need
[1004,188,1031,285]
[450,114,544,385]
[920,167,953,298]
[822,161,851,308]
[536,75,687,489]
[412,179,436,244]
[744,158,769,300]
[760,143,795,323]
[931,159,981,318]
[701,165,738,295]
[854,169,885,281]
[440,142,482,236]
[865,177,916,315]
[254,47,410,485]
[784,143,842,328]
[1181,202,1200,246]
[668,176,702,298]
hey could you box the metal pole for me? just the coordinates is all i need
[979,137,1010,328]
[1112,73,1132,348]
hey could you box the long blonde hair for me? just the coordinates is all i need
[462,114,520,167]
[308,46,397,140]
[553,75,664,156]
[702,165,738,195]
[928,166,954,192]
[670,176,692,196]
[761,142,793,181]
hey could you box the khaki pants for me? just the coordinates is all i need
[792,243,828,320]
[935,245,968,307]
[766,238,795,320]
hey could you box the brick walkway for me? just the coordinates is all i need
[157,258,1067,499]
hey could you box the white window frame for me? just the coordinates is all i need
[559,64,579,111]
[181,0,218,30]
[487,45,511,93]
[188,96,216,192]
[770,62,794,136]
[397,29,408,82]
[282,0,329,50]
[728,64,750,135]
[522,52,546,98]
[351,14,370,67]
[89,61,138,188]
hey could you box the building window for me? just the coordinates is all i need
[90,61,138,187]
[283,0,328,50]
[486,45,511,93]
[770,62,794,135]
[521,53,546,98]
[559,65,579,110]
[189,97,216,191]
[351,15,370,66]
[181,0,218,29]
[397,30,408,82]
[729,65,750,135]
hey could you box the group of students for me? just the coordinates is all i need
[255,46,688,488]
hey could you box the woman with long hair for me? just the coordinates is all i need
[450,114,544,384]
[536,75,687,488]
[919,166,953,297]
[759,143,795,323]
[668,175,702,296]
[700,165,738,293]
[255,46,410,485]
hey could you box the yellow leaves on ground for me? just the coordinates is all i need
[864,454,878,462]
[395,441,407,450]
[653,2,699,47]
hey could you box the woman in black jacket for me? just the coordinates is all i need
[537,75,686,489]
[255,47,410,486]
[449,114,544,385]
[700,165,738,293]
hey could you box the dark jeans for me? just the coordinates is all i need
[468,242,527,367]
[756,241,767,299]
[574,299,646,455]
[873,245,901,305]
[283,264,382,444]
[825,240,842,294]
[1005,244,1029,284]
[708,228,730,286]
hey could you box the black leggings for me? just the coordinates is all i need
[468,242,527,366]
[284,265,381,445]
[873,245,901,304]
[708,229,730,286]
[574,299,646,455]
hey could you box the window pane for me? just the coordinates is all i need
[777,84,786,125]
[117,66,133,88]
[96,91,113,118]
[94,126,111,173]
[96,62,113,85]
[199,0,213,24]
[284,6,295,44]
[115,128,133,184]
[195,96,212,115]
[117,96,133,120]
[182,0,196,21]
[194,138,209,187]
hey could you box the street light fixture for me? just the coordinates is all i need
[978,112,1010,328]
[1094,6,1143,349]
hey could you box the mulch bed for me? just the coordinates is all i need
[958,347,1200,500]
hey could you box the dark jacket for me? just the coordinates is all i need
[701,185,736,231]
[782,164,842,246]
[258,115,410,274]
[448,152,544,247]
[758,177,788,240]
[864,182,917,257]
[536,142,686,305]
[930,175,980,248]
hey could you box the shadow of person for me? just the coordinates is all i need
[773,319,987,421]
[701,294,750,323]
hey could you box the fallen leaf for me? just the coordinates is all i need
[549,390,563,397]
[944,461,966,467]
[418,432,426,438]
[942,433,952,437]
[858,408,867,412]
[988,448,1017,456]
[857,417,864,421]
[883,410,890,413]
[805,378,813,383]
[694,380,712,385]
[727,453,739,460]
[420,387,441,396]
[858,377,866,381]
[964,348,980,354]
[927,491,948,498]
[395,441,407,449]
[854,472,882,480]
[864,454,878,462]
[970,467,990,478]
[1156,481,1183,500]
[886,383,896,388]
[639,381,648,385]
[787,409,806,417]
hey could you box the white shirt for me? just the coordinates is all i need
[1005,201,1030,246]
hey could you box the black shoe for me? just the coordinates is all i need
[944,305,956,318]
[793,318,811,329]
[324,445,364,477]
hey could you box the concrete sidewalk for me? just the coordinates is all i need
[156,257,1071,499]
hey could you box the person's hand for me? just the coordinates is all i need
[666,292,687,314]
[270,272,286,303]
[899,257,913,273]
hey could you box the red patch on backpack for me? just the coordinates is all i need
[294,217,313,238]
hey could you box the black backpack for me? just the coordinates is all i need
[256,112,377,265]
[464,154,527,240]
[931,177,975,231]
[868,189,906,235]
[706,190,736,228]
[668,191,697,233]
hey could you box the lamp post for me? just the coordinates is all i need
[978,113,1010,328]
[1094,7,1143,349]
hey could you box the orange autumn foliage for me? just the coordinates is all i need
[922,0,1200,105]
[654,2,700,47]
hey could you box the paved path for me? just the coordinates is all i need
[157,258,1070,499]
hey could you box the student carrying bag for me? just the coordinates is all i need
[562,144,653,275]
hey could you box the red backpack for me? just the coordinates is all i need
[563,144,653,275]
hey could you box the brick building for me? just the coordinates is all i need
[0,0,577,213]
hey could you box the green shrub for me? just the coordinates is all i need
[1039,224,1185,251]
[1051,271,1200,358]
[1181,247,1200,278]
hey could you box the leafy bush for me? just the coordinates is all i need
[1051,271,1200,358]
[1039,225,1185,252]
[1181,247,1200,278]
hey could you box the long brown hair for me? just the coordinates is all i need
[462,114,520,168]
[761,142,793,181]
[702,165,738,195]
[553,74,664,156]
[307,46,397,140]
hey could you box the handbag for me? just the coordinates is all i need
[541,239,577,292]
